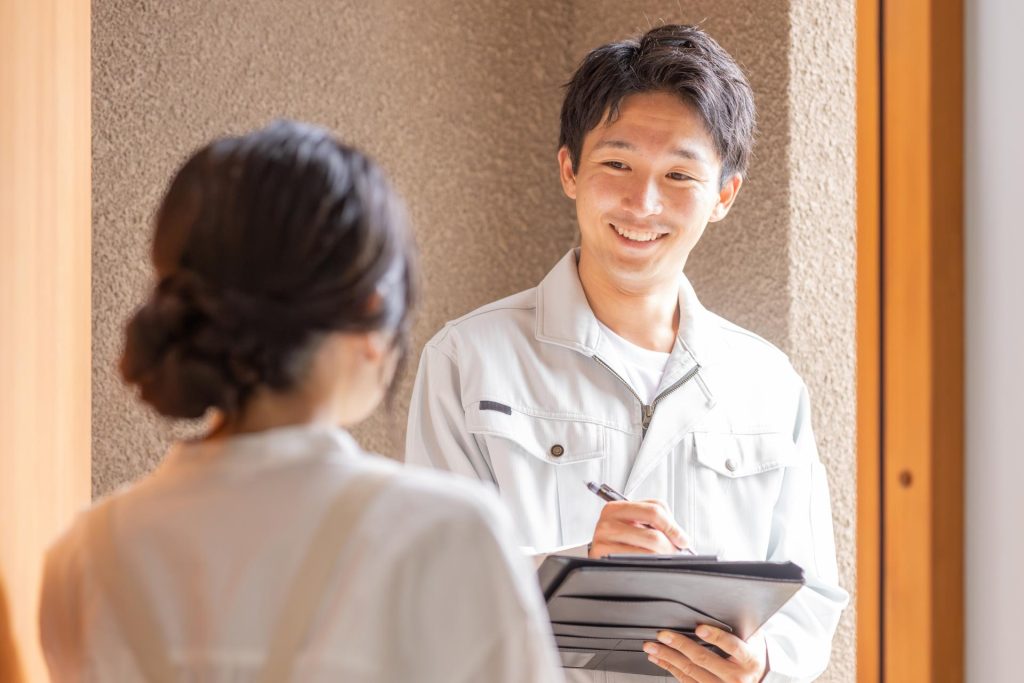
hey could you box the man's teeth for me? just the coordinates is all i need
[612,223,663,242]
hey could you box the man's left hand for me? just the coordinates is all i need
[643,626,767,683]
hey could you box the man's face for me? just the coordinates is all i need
[559,91,741,293]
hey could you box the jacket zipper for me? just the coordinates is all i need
[593,357,702,439]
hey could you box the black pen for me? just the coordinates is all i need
[586,481,696,555]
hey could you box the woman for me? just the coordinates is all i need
[40,120,562,682]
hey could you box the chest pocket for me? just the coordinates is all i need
[693,432,797,477]
[688,432,799,558]
[466,402,608,548]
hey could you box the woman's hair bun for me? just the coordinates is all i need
[119,119,416,421]
[121,270,258,418]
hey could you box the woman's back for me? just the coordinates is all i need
[42,424,561,682]
[40,121,563,682]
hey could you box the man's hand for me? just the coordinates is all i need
[588,499,690,558]
[642,626,768,683]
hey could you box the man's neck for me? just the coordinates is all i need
[578,256,680,354]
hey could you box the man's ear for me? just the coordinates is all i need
[557,146,577,200]
[709,173,743,223]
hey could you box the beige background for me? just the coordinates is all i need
[92,1,855,679]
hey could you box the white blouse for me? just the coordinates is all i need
[40,425,563,682]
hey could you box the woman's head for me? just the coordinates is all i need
[120,120,416,425]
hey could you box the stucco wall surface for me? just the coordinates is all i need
[93,2,855,680]
[785,3,857,679]
[92,0,576,491]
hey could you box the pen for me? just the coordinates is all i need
[586,481,627,502]
[586,481,696,555]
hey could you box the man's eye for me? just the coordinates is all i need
[667,172,693,181]
[604,161,628,170]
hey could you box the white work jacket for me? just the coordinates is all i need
[41,425,563,682]
[407,250,848,683]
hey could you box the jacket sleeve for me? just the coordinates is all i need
[760,383,849,682]
[405,339,495,483]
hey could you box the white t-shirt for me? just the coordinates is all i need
[40,425,563,683]
[596,320,672,405]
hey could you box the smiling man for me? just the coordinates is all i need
[407,25,847,683]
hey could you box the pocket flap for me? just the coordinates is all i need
[693,432,797,478]
[466,401,605,465]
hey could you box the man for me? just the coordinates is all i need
[407,24,847,683]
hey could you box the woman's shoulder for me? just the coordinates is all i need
[42,478,145,593]
[43,510,88,584]
[358,458,533,592]
[359,454,512,535]
[43,434,517,578]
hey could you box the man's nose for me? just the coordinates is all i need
[622,176,663,217]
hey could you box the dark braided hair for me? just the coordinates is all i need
[120,120,416,419]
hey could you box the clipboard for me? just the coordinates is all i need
[537,554,805,676]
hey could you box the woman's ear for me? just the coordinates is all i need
[362,330,389,362]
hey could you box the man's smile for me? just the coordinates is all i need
[609,221,669,243]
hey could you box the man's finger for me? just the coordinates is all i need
[647,654,698,683]
[589,541,654,558]
[593,533,674,555]
[695,624,748,662]
[608,501,670,527]
[601,521,675,552]
[655,631,736,680]
[608,502,690,549]
[644,641,718,683]
[594,511,679,553]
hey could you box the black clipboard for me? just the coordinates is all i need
[537,554,805,676]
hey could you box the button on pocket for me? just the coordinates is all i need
[688,432,799,558]
[466,402,608,547]
[466,404,606,466]
[693,432,797,477]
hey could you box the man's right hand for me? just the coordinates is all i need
[588,499,691,558]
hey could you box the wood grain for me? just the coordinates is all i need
[881,0,964,680]
[856,0,881,679]
[0,1,92,680]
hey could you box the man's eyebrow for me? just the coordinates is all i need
[671,147,705,162]
[592,139,706,162]
[592,139,636,153]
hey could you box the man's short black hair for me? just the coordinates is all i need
[559,24,756,184]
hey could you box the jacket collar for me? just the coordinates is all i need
[535,248,723,367]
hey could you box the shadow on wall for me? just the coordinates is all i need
[0,576,22,683]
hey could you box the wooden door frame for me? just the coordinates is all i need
[0,2,92,681]
[856,0,881,677]
[857,0,964,680]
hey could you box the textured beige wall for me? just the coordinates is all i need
[93,1,855,679]
[92,0,576,491]
[786,2,857,679]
